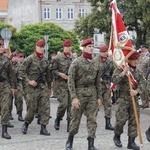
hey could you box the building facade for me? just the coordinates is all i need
[0,0,8,23]
[7,0,92,31]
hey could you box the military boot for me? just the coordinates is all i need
[113,134,122,147]
[54,117,61,130]
[66,135,74,150]
[37,115,41,125]
[1,125,11,139]
[40,125,50,136]
[88,138,98,150]
[9,113,14,120]
[127,137,140,150]
[105,116,114,131]
[7,122,14,128]
[21,122,29,134]
[18,112,24,122]
[145,127,150,142]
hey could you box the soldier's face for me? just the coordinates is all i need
[36,45,45,54]
[84,44,94,54]
[100,51,108,57]
[0,45,4,54]
[64,46,72,53]
[128,59,139,67]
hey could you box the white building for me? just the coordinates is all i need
[8,0,92,31]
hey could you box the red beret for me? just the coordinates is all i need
[128,51,140,60]
[36,39,46,47]
[100,45,109,52]
[12,51,18,56]
[0,40,4,46]
[62,40,72,47]
[17,53,24,58]
[81,38,94,47]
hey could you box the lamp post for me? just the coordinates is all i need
[44,35,49,59]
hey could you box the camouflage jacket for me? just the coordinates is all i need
[0,54,16,89]
[68,55,102,100]
[112,66,146,97]
[19,53,52,89]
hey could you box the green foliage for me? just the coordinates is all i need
[75,0,150,48]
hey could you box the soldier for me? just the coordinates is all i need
[65,38,103,150]
[9,52,24,122]
[52,40,73,131]
[112,51,145,150]
[95,45,115,130]
[19,39,52,135]
[0,40,17,139]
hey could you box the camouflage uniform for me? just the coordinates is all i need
[95,56,115,130]
[9,63,24,121]
[112,67,145,138]
[0,54,16,139]
[51,52,73,130]
[19,54,51,130]
[68,55,102,138]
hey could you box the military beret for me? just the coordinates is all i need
[62,40,72,47]
[36,39,46,47]
[17,53,24,58]
[81,38,94,47]
[0,40,4,46]
[128,51,140,60]
[141,45,148,49]
[100,45,109,52]
[12,51,18,56]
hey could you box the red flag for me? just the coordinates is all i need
[109,0,137,88]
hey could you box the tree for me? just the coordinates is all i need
[75,0,150,47]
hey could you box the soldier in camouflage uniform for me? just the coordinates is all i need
[95,45,115,131]
[9,52,24,122]
[0,40,17,139]
[112,51,145,150]
[19,39,52,135]
[65,39,103,150]
[52,40,73,131]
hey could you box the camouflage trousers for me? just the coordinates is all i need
[0,83,12,125]
[9,84,24,114]
[24,85,50,125]
[102,88,112,118]
[114,96,139,137]
[69,87,99,139]
[56,87,71,120]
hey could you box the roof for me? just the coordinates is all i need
[0,0,8,10]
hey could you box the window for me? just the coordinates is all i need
[56,8,62,20]
[68,8,74,20]
[43,8,51,20]
[79,8,86,17]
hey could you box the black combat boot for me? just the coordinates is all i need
[105,116,114,131]
[88,138,98,150]
[40,125,50,136]
[54,117,61,130]
[7,122,14,128]
[21,122,29,134]
[1,125,11,139]
[66,135,74,150]
[145,127,150,142]
[113,134,122,147]
[127,137,140,150]
[9,113,14,120]
[18,112,24,122]
[37,115,41,125]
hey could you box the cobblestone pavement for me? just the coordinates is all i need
[0,98,149,150]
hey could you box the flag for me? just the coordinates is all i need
[109,0,134,67]
[109,0,137,88]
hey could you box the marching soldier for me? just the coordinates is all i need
[19,39,52,135]
[0,40,17,139]
[112,51,145,150]
[52,40,73,131]
[95,45,115,130]
[65,38,103,150]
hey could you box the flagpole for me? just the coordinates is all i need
[127,74,143,145]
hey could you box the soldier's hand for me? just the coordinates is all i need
[59,73,68,80]
[130,89,138,97]
[28,80,37,87]
[72,98,80,109]
[122,65,130,76]
[98,99,103,110]
[11,89,17,97]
